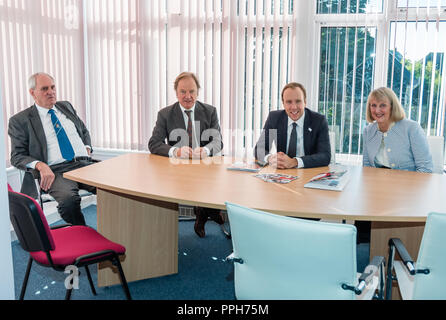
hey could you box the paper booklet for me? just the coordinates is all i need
[227,162,262,173]
[254,173,298,184]
[304,170,350,191]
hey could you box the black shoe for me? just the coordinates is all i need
[209,211,224,225]
[194,208,208,238]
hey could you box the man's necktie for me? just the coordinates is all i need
[287,123,297,159]
[185,110,193,148]
[48,109,75,161]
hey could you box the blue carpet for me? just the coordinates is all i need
[11,205,369,300]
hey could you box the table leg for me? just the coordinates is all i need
[96,189,179,287]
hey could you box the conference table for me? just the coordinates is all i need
[64,153,446,289]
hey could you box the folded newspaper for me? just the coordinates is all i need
[304,170,350,191]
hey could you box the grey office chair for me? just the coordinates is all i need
[386,212,446,300]
[225,202,385,300]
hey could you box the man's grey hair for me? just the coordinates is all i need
[28,72,55,90]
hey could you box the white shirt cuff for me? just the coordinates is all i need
[168,147,177,158]
[26,161,39,170]
[296,157,304,168]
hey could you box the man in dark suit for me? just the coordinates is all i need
[255,82,331,168]
[8,72,96,225]
[149,72,224,238]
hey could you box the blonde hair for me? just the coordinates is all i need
[366,87,405,123]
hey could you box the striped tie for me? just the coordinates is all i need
[185,110,193,148]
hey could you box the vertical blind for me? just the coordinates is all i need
[0,0,85,165]
[84,0,296,157]
[1,0,296,160]
[387,4,446,137]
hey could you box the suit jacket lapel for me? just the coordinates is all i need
[172,102,187,130]
[29,105,48,162]
[55,102,77,123]
[278,111,288,153]
[193,102,205,142]
[303,108,312,154]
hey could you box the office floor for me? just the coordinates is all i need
[11,205,370,300]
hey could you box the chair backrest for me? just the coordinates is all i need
[8,186,55,253]
[427,136,445,174]
[225,202,358,299]
[412,212,446,299]
[329,131,336,165]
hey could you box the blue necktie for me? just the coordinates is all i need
[48,109,75,161]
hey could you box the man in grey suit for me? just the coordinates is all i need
[8,73,96,225]
[149,72,224,238]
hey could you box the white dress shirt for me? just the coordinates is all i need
[374,122,395,168]
[27,104,89,168]
[265,110,306,168]
[168,103,210,157]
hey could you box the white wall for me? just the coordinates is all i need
[0,83,15,299]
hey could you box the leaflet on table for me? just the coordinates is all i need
[254,173,298,184]
[227,162,262,173]
[304,170,350,191]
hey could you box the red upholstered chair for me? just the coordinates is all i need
[7,184,131,300]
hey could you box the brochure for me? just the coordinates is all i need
[304,170,350,191]
[254,173,298,184]
[227,162,262,173]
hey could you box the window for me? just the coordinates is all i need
[317,0,383,14]
[315,0,446,158]
[397,0,446,8]
[388,21,446,136]
[318,26,377,154]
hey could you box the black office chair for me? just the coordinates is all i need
[8,184,131,300]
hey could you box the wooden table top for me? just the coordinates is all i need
[64,153,446,222]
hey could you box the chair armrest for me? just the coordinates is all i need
[389,238,429,275]
[389,238,416,275]
[50,224,73,230]
[25,167,41,180]
[359,256,385,282]
[357,256,385,294]
[342,255,385,298]
[225,252,244,264]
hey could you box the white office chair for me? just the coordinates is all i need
[386,212,446,300]
[225,202,385,300]
[329,131,336,165]
[427,136,445,174]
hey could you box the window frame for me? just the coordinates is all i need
[312,0,446,160]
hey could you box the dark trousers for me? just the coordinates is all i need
[47,161,96,226]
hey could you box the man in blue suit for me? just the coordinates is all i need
[254,82,331,168]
